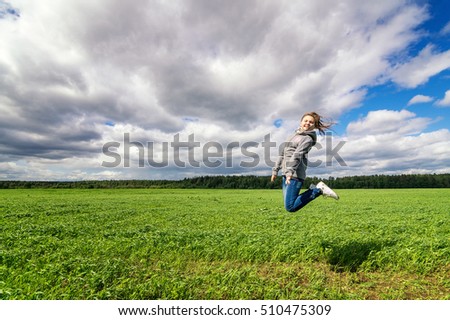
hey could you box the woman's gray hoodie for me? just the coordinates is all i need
[272,129,317,180]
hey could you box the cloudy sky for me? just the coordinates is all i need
[1,0,449,181]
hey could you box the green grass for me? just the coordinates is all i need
[1,188,449,299]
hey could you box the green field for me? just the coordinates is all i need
[1,188,449,299]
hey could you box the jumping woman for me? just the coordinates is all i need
[271,112,339,212]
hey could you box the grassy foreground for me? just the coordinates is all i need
[1,188,449,299]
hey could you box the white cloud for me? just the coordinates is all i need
[390,44,450,88]
[335,110,450,176]
[346,109,430,136]
[407,94,434,105]
[440,21,450,35]
[435,90,450,107]
[0,1,20,19]
[2,0,429,128]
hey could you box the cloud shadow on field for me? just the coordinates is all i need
[320,240,395,273]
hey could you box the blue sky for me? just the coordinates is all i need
[338,69,450,135]
[336,0,450,135]
[0,0,449,180]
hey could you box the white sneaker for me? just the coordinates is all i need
[316,181,339,200]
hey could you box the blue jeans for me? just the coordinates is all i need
[282,176,322,212]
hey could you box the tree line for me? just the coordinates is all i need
[0,173,449,189]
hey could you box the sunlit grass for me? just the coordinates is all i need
[1,188,449,299]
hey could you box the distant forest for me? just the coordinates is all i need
[1,173,449,189]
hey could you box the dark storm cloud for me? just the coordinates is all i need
[0,123,101,160]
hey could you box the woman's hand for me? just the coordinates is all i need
[285,176,291,185]
[271,174,277,182]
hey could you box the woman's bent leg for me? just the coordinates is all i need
[282,177,322,212]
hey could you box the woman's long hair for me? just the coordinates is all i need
[302,112,335,135]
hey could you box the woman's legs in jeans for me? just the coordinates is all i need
[282,176,322,212]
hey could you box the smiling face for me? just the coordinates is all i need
[300,115,316,131]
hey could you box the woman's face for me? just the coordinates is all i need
[300,115,315,131]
